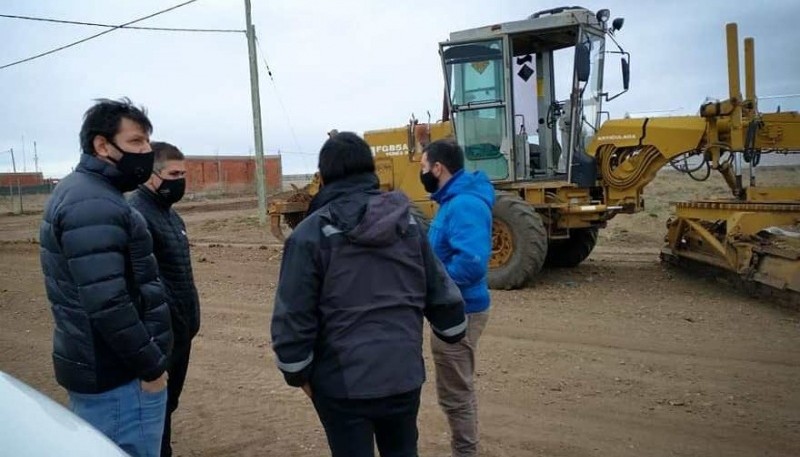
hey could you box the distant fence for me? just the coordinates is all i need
[1,182,55,197]
[282,174,315,191]
[1,184,53,214]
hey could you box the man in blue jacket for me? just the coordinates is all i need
[420,139,494,457]
[271,132,467,457]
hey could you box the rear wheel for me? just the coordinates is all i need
[545,228,599,267]
[488,195,548,290]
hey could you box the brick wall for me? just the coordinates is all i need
[184,155,281,193]
[0,172,44,187]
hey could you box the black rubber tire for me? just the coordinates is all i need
[545,228,599,268]
[488,194,548,290]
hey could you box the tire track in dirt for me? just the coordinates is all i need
[590,246,660,263]
[477,397,800,457]
[176,197,258,214]
[172,244,326,456]
[487,330,800,368]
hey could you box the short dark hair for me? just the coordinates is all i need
[423,139,464,174]
[318,131,375,184]
[151,141,185,172]
[79,97,153,155]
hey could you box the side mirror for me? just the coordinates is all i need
[576,43,591,82]
[612,17,624,32]
[602,53,631,102]
[621,57,630,90]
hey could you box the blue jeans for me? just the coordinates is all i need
[68,378,167,457]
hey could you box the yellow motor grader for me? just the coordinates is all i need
[269,7,800,301]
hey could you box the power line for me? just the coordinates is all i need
[0,0,201,70]
[254,36,274,79]
[759,93,800,100]
[0,13,244,33]
[254,35,308,164]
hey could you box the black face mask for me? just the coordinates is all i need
[420,170,439,194]
[155,176,186,205]
[107,140,154,192]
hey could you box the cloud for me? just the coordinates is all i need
[0,0,797,177]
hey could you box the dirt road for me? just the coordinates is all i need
[1,168,799,456]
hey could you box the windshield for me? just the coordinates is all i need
[442,40,509,180]
[444,40,504,108]
[581,32,604,141]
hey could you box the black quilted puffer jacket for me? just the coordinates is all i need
[39,153,172,394]
[128,186,200,344]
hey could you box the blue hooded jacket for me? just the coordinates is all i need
[429,169,495,313]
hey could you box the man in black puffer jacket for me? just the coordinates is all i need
[39,98,172,457]
[129,141,200,457]
[271,132,467,457]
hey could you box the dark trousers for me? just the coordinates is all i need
[161,340,192,457]
[312,388,421,457]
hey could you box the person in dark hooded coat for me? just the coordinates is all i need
[270,131,466,457]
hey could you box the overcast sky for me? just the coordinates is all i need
[1,0,798,177]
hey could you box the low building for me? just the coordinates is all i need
[184,155,282,193]
[0,172,44,187]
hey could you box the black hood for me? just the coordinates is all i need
[310,173,412,247]
[347,191,411,247]
[307,172,379,216]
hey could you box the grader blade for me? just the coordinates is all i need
[661,200,800,309]
[267,189,313,243]
[270,213,287,242]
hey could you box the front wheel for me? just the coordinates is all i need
[487,195,548,290]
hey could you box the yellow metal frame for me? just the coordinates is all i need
[663,199,800,290]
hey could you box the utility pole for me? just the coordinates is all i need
[9,148,16,173]
[244,0,267,225]
[33,141,39,174]
[21,135,26,172]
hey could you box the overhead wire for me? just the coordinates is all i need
[0,0,201,70]
[254,35,314,165]
[0,13,244,33]
[2,3,316,166]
